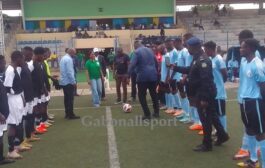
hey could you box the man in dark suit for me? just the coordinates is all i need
[128,41,159,120]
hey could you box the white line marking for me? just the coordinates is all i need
[106,106,121,168]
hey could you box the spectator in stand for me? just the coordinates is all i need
[76,51,85,70]
[222,5,228,16]
[50,51,58,68]
[213,19,221,28]
[214,5,220,16]
[82,30,89,38]
[192,6,199,17]
[107,49,115,70]
[160,27,165,37]
[198,18,204,31]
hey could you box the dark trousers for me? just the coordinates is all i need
[0,136,3,160]
[62,84,75,117]
[137,81,159,117]
[131,72,137,99]
[25,114,34,138]
[158,90,166,106]
[115,75,128,102]
[197,98,227,147]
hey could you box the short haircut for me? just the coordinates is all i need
[239,30,254,40]
[134,40,142,45]
[23,46,33,52]
[244,38,260,52]
[174,37,182,42]
[11,51,23,62]
[34,47,46,55]
[203,41,217,50]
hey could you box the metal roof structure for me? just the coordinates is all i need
[2,0,264,10]
[2,0,20,10]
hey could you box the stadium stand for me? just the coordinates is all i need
[179,9,265,50]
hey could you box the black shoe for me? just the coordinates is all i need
[214,133,229,146]
[68,115,80,120]
[0,158,15,165]
[152,113,160,118]
[193,144,212,152]
[239,159,259,168]
[64,115,69,119]
[142,116,151,121]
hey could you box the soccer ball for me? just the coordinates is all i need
[122,103,132,113]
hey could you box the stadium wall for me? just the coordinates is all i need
[22,0,175,30]
[23,0,174,20]
[16,28,186,53]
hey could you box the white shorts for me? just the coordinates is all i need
[6,94,24,126]
[33,97,39,106]
[0,124,7,137]
[24,101,34,115]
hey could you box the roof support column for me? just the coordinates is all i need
[258,0,265,14]
[173,0,176,24]
[0,1,5,55]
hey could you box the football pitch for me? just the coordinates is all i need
[4,88,246,168]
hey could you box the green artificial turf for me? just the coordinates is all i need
[4,89,248,168]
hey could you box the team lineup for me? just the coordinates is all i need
[0,29,264,168]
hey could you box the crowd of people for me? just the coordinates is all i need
[109,30,265,168]
[0,47,59,165]
[1,28,265,168]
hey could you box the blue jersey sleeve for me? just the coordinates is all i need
[218,56,226,69]
[254,60,265,82]
[177,51,185,67]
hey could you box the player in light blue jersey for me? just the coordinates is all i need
[233,30,261,162]
[165,38,182,115]
[237,39,265,168]
[172,37,191,123]
[204,41,228,132]
[157,44,173,113]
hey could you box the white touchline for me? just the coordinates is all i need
[106,106,121,168]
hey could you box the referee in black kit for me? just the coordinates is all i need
[172,37,229,152]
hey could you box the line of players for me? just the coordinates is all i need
[154,30,265,168]
[0,47,55,165]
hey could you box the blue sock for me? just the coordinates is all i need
[241,132,249,150]
[219,115,227,132]
[193,107,201,125]
[259,140,265,168]
[181,97,190,116]
[173,94,181,109]
[248,135,258,162]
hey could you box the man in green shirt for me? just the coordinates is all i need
[85,52,104,107]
